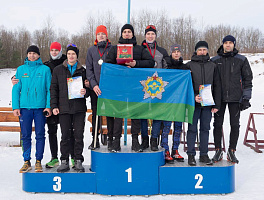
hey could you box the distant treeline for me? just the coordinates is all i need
[0,10,263,68]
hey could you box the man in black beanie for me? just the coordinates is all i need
[211,35,253,164]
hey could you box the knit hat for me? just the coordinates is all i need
[121,24,134,36]
[96,25,108,37]
[66,44,79,58]
[50,42,62,51]
[27,45,40,55]
[145,25,156,35]
[195,41,208,51]
[170,44,181,53]
[223,35,236,47]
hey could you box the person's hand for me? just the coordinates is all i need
[84,79,90,88]
[44,108,52,117]
[53,108,59,115]
[240,99,251,111]
[13,109,20,116]
[93,85,102,96]
[195,95,202,103]
[125,60,136,67]
[80,88,86,96]
[11,76,19,85]
[211,108,218,113]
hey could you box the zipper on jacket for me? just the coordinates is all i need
[35,88,37,99]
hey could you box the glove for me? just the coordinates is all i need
[240,99,251,111]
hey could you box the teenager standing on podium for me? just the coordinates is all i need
[105,24,155,153]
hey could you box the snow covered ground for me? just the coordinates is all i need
[0,53,264,200]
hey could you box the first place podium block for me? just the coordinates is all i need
[91,146,165,195]
[22,166,96,193]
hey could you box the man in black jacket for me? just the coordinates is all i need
[105,24,155,153]
[186,41,221,166]
[211,35,253,164]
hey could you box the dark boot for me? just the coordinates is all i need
[171,149,184,162]
[132,136,143,152]
[212,148,223,162]
[88,137,100,150]
[150,137,159,151]
[141,136,149,150]
[199,154,213,165]
[107,137,113,151]
[74,160,85,172]
[57,160,70,172]
[188,155,196,166]
[227,148,239,164]
[109,137,121,152]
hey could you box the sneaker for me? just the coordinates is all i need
[35,160,43,172]
[131,137,143,152]
[19,160,32,173]
[227,148,239,164]
[71,158,75,169]
[171,150,184,162]
[212,148,223,163]
[88,138,100,150]
[165,151,174,164]
[109,137,121,152]
[74,160,85,172]
[188,155,196,166]
[150,137,159,151]
[57,160,70,172]
[141,136,149,150]
[199,155,213,165]
[46,158,59,168]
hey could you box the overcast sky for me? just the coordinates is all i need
[1,0,263,35]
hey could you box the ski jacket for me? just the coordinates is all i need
[12,58,51,110]
[50,60,88,114]
[211,46,253,102]
[44,54,67,74]
[186,53,221,109]
[169,56,188,70]
[86,40,112,89]
[105,36,155,68]
[141,40,171,69]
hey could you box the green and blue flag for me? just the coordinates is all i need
[97,63,195,123]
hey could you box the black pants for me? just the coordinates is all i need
[107,117,140,139]
[59,112,85,161]
[90,89,101,137]
[213,102,240,150]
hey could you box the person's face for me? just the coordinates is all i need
[171,50,181,60]
[67,50,77,64]
[122,29,133,39]
[223,41,234,53]
[96,32,107,42]
[27,52,40,61]
[50,49,60,57]
[196,48,208,56]
[145,31,156,43]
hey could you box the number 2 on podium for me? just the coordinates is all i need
[195,174,203,189]
[125,167,132,183]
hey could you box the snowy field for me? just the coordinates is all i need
[0,53,264,200]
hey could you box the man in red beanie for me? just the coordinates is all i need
[86,25,112,150]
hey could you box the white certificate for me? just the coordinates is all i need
[199,84,215,106]
[67,76,84,99]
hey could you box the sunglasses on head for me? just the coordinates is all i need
[146,25,156,30]
[67,43,77,48]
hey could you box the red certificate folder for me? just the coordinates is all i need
[116,44,133,64]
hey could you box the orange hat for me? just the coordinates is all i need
[96,25,108,37]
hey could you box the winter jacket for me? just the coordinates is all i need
[50,60,88,114]
[211,46,253,102]
[44,54,67,74]
[186,53,221,109]
[105,36,155,68]
[12,58,51,110]
[141,40,171,69]
[169,56,188,70]
[86,40,112,89]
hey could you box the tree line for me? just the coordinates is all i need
[0,10,263,68]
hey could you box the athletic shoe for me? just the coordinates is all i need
[199,155,213,165]
[212,148,223,162]
[227,148,239,164]
[57,160,70,172]
[171,149,184,162]
[132,137,143,152]
[19,160,32,173]
[45,158,59,168]
[165,151,174,164]
[188,155,196,166]
[150,137,159,151]
[35,160,43,172]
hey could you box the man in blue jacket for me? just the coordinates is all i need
[12,45,52,173]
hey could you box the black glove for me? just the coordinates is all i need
[240,99,251,111]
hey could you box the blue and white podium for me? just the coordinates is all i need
[22,147,235,195]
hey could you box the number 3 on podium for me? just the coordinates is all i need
[53,176,62,191]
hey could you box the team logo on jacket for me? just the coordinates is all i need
[22,73,29,78]
[140,72,169,99]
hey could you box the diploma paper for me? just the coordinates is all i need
[199,84,215,106]
[67,76,84,99]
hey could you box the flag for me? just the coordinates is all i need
[97,63,195,123]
